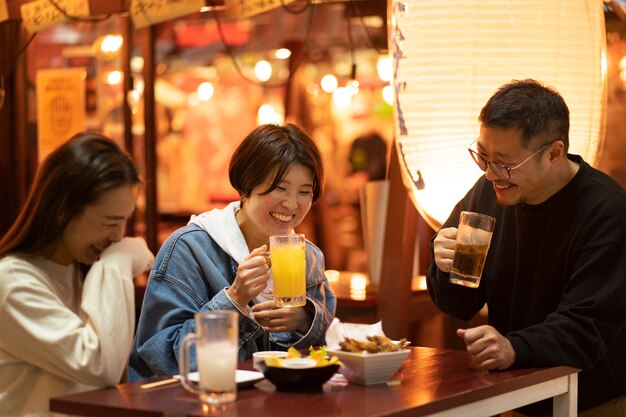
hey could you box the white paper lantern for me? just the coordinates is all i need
[391,0,607,230]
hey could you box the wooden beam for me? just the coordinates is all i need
[378,142,418,340]
[0,21,32,235]
[138,24,158,253]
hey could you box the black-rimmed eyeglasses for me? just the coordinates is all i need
[468,139,552,180]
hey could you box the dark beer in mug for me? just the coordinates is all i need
[449,243,489,288]
[449,211,495,288]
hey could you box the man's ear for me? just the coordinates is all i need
[548,140,566,164]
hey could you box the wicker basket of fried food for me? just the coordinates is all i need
[339,335,407,354]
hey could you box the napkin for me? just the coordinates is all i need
[325,318,386,350]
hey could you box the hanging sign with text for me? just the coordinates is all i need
[130,0,205,28]
[224,0,295,18]
[21,0,90,33]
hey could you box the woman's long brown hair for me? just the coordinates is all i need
[0,132,140,258]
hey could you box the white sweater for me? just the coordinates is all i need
[0,248,138,417]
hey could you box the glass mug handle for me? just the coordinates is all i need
[179,333,201,395]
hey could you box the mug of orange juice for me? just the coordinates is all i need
[269,234,306,307]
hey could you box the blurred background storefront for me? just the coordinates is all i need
[1,0,393,274]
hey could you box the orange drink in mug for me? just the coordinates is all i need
[270,234,306,307]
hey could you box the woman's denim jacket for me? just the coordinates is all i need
[128,223,336,381]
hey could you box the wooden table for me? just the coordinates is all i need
[50,347,578,417]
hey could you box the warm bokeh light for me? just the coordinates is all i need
[130,56,144,73]
[155,78,187,108]
[100,35,123,54]
[382,84,394,105]
[275,48,292,59]
[411,275,427,291]
[254,60,272,82]
[349,273,367,301]
[345,79,360,96]
[127,90,141,114]
[320,74,338,93]
[377,55,392,82]
[257,103,283,125]
[324,269,340,283]
[332,87,352,108]
[134,78,145,95]
[105,70,123,85]
[197,82,214,101]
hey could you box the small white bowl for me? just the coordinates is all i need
[281,358,317,369]
[252,350,288,370]
[326,348,410,385]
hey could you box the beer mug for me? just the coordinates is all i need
[179,310,238,405]
[449,211,495,288]
[269,234,306,307]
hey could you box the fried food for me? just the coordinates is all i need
[286,347,302,359]
[339,335,406,353]
[264,346,343,368]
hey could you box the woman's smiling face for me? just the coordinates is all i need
[50,184,138,265]
[239,163,314,245]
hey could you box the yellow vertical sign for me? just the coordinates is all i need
[224,0,295,18]
[0,0,9,23]
[36,67,86,161]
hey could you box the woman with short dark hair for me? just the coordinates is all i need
[0,132,154,416]
[129,123,336,381]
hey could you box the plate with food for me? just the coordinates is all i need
[324,319,411,385]
[326,336,409,385]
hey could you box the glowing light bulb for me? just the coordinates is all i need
[257,104,284,124]
[275,48,292,59]
[106,70,123,85]
[382,85,394,105]
[255,60,272,82]
[197,82,214,101]
[100,35,123,54]
[377,55,392,82]
[333,87,352,108]
[320,74,338,93]
[130,56,144,73]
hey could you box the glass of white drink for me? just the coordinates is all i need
[179,310,238,404]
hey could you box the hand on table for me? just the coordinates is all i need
[457,325,515,371]
[252,300,309,334]
[434,227,457,273]
[227,246,270,308]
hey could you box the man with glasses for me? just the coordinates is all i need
[426,79,626,417]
